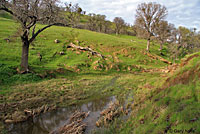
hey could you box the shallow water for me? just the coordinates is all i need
[7,96,117,134]
[6,76,123,134]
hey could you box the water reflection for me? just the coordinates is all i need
[7,96,116,134]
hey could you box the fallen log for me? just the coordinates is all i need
[67,43,105,59]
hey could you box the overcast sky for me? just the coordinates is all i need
[61,0,200,30]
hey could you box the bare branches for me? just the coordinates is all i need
[1,0,66,71]
[135,2,167,37]
[0,0,14,15]
[1,0,65,41]
[135,2,168,51]
[0,7,13,15]
[29,23,61,43]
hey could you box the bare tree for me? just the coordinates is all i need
[65,2,82,27]
[0,0,65,72]
[135,2,168,51]
[113,17,125,35]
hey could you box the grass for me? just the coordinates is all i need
[0,16,199,134]
[0,17,168,70]
[106,52,200,134]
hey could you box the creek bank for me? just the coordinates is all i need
[4,76,133,134]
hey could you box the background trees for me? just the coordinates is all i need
[65,2,83,28]
[87,13,109,33]
[1,1,199,68]
[155,21,171,50]
[135,2,168,51]
[0,0,65,72]
[113,17,125,35]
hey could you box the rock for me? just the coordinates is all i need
[109,64,113,69]
[59,51,65,55]
[92,60,99,65]
[75,40,79,44]
[76,51,81,55]
[54,39,60,43]
[100,64,104,68]
[140,118,144,124]
[93,66,98,70]
[4,38,10,43]
[127,66,131,71]
[75,69,80,72]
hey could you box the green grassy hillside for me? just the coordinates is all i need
[111,52,200,134]
[0,17,199,134]
[0,17,170,85]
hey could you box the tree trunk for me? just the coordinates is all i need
[21,39,30,72]
[146,38,150,51]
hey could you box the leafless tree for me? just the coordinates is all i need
[113,17,125,35]
[0,0,65,72]
[65,2,82,27]
[135,2,168,51]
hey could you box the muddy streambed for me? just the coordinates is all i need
[6,76,133,134]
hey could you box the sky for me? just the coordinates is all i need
[61,0,200,30]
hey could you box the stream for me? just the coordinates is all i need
[6,76,133,134]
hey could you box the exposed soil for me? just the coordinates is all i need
[180,54,199,67]
[144,51,172,65]
[164,64,200,88]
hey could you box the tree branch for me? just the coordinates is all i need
[29,23,64,43]
[0,7,14,15]
[32,25,36,37]
[27,16,37,29]
[0,7,24,25]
